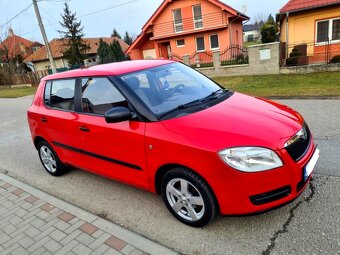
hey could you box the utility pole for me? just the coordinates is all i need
[32,0,57,73]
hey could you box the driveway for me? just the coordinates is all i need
[0,96,339,255]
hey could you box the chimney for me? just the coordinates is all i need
[8,28,14,37]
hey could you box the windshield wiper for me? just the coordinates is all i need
[160,99,203,118]
[202,88,226,102]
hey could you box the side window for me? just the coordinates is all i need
[50,79,76,111]
[44,81,51,106]
[81,78,127,115]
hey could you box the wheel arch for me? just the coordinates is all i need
[154,163,220,212]
[34,136,47,150]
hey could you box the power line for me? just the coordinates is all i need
[20,0,139,36]
[0,3,33,32]
[78,0,139,18]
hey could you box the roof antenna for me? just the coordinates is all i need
[241,5,247,14]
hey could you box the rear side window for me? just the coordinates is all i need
[81,78,127,115]
[44,81,52,105]
[46,79,76,111]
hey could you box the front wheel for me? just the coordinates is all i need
[38,141,66,176]
[161,168,217,227]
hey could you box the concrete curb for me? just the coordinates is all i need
[0,173,179,255]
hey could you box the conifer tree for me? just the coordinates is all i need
[111,29,121,39]
[123,31,134,45]
[58,3,89,67]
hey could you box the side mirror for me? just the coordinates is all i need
[104,107,132,123]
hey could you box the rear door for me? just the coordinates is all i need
[76,77,148,189]
[39,79,85,168]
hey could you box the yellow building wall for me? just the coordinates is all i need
[33,58,68,72]
[280,6,340,44]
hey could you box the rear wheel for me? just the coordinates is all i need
[161,168,217,227]
[38,141,66,176]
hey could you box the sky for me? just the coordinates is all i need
[0,0,288,43]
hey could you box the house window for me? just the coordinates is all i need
[333,19,340,41]
[193,5,203,29]
[196,36,205,51]
[210,34,219,50]
[247,34,254,42]
[316,18,340,43]
[173,9,183,33]
[176,39,185,47]
[32,46,40,52]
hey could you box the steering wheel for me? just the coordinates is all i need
[168,84,185,97]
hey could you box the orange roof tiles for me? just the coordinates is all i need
[24,37,129,63]
[279,0,340,13]
[0,32,42,60]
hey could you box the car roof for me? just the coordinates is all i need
[41,59,175,81]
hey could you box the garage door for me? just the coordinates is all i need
[142,49,156,59]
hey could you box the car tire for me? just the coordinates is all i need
[37,141,66,176]
[161,168,217,227]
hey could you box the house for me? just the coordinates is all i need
[277,0,340,64]
[0,28,43,63]
[243,23,262,42]
[126,0,249,61]
[24,37,129,72]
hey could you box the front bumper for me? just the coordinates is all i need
[212,139,317,215]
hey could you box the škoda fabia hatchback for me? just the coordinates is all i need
[28,60,319,227]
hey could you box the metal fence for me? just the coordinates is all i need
[219,44,249,66]
[280,41,340,66]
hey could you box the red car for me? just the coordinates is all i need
[27,60,319,227]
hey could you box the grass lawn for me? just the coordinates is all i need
[213,72,340,97]
[0,86,37,98]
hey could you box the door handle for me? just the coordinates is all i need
[79,126,90,132]
[41,117,47,122]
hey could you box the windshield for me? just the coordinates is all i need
[119,62,223,116]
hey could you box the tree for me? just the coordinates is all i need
[267,14,275,25]
[123,31,134,45]
[96,38,126,63]
[97,38,110,64]
[58,3,89,67]
[110,40,126,62]
[111,29,121,39]
[261,15,278,43]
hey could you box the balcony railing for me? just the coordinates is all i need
[152,12,227,39]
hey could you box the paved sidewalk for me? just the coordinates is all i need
[0,173,178,255]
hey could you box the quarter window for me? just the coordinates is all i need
[173,9,183,33]
[50,79,76,111]
[316,18,340,43]
[193,5,203,29]
[196,36,205,51]
[44,81,51,105]
[81,78,127,115]
[210,34,219,49]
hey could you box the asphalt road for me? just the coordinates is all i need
[0,96,339,255]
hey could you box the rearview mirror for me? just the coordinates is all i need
[104,107,132,123]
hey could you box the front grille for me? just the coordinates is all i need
[250,186,291,205]
[285,124,311,161]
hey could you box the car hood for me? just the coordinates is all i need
[160,92,304,151]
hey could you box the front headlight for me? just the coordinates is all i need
[218,147,283,172]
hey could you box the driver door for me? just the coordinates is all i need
[77,77,148,189]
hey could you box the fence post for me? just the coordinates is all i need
[183,55,190,66]
[213,51,220,69]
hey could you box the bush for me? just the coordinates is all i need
[285,47,303,66]
[261,23,278,43]
[330,55,340,63]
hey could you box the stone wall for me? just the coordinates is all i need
[280,63,340,74]
[190,42,281,77]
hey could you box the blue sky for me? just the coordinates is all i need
[0,0,287,43]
